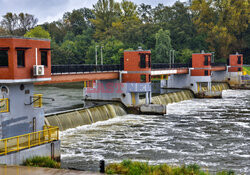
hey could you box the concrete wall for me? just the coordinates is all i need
[0,140,60,165]
[211,71,227,82]
[167,74,190,89]
[0,83,44,139]
[83,79,151,106]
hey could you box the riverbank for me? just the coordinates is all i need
[0,165,103,175]
[106,160,234,175]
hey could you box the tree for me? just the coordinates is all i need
[1,12,37,35]
[63,8,94,36]
[138,3,153,23]
[91,0,120,40]
[18,13,38,35]
[42,20,68,43]
[1,13,18,35]
[155,29,172,63]
[111,0,141,46]
[24,26,51,39]
[191,0,249,59]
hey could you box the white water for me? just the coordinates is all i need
[60,90,250,174]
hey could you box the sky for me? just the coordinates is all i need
[0,0,185,24]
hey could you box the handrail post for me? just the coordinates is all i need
[57,128,59,140]
[49,128,51,142]
[38,132,40,145]
[28,134,30,148]
[4,139,7,155]
[17,137,19,151]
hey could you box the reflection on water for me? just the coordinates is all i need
[35,83,83,113]
[60,90,250,174]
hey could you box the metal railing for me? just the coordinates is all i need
[33,94,43,108]
[211,63,227,66]
[51,64,121,74]
[151,63,190,69]
[0,98,9,113]
[0,126,59,155]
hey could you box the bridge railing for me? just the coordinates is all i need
[51,64,121,74]
[211,63,227,66]
[152,63,190,69]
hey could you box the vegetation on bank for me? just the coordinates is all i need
[23,156,60,169]
[106,160,234,175]
[243,67,250,75]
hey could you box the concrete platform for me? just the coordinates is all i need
[0,165,103,175]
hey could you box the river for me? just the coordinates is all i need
[35,85,250,174]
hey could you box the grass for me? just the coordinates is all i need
[243,66,250,75]
[106,160,234,175]
[23,156,60,169]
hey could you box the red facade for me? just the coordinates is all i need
[122,50,151,83]
[191,53,212,76]
[228,54,243,72]
[0,37,51,81]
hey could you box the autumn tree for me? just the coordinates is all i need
[191,0,249,59]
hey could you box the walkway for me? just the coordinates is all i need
[0,165,103,175]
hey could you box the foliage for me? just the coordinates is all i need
[155,29,172,63]
[23,156,60,169]
[1,12,37,35]
[191,0,250,60]
[243,67,250,75]
[106,160,235,175]
[24,26,51,39]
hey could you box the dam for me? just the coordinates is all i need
[0,37,249,174]
[34,84,250,174]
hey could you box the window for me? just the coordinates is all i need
[140,54,146,68]
[149,75,151,82]
[204,56,209,66]
[0,50,8,67]
[237,56,241,64]
[204,70,209,76]
[17,50,25,67]
[41,51,48,66]
[148,54,151,68]
[140,74,146,82]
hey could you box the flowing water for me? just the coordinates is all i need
[59,90,250,174]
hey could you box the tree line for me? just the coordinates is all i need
[0,0,249,65]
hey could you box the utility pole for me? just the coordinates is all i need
[172,50,175,65]
[101,45,104,65]
[169,50,172,68]
[95,45,99,66]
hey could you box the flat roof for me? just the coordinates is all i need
[0,36,50,41]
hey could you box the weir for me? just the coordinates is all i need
[45,103,127,131]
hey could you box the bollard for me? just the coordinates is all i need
[100,160,105,173]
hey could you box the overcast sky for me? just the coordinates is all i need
[0,0,185,24]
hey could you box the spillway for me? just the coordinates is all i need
[45,103,127,131]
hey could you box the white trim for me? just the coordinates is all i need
[151,70,177,75]
[0,78,51,83]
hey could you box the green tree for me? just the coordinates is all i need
[91,0,120,40]
[155,29,172,63]
[24,26,51,39]
[63,8,94,36]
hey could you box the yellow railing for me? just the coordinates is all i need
[0,98,9,113]
[0,126,59,155]
[33,94,43,108]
